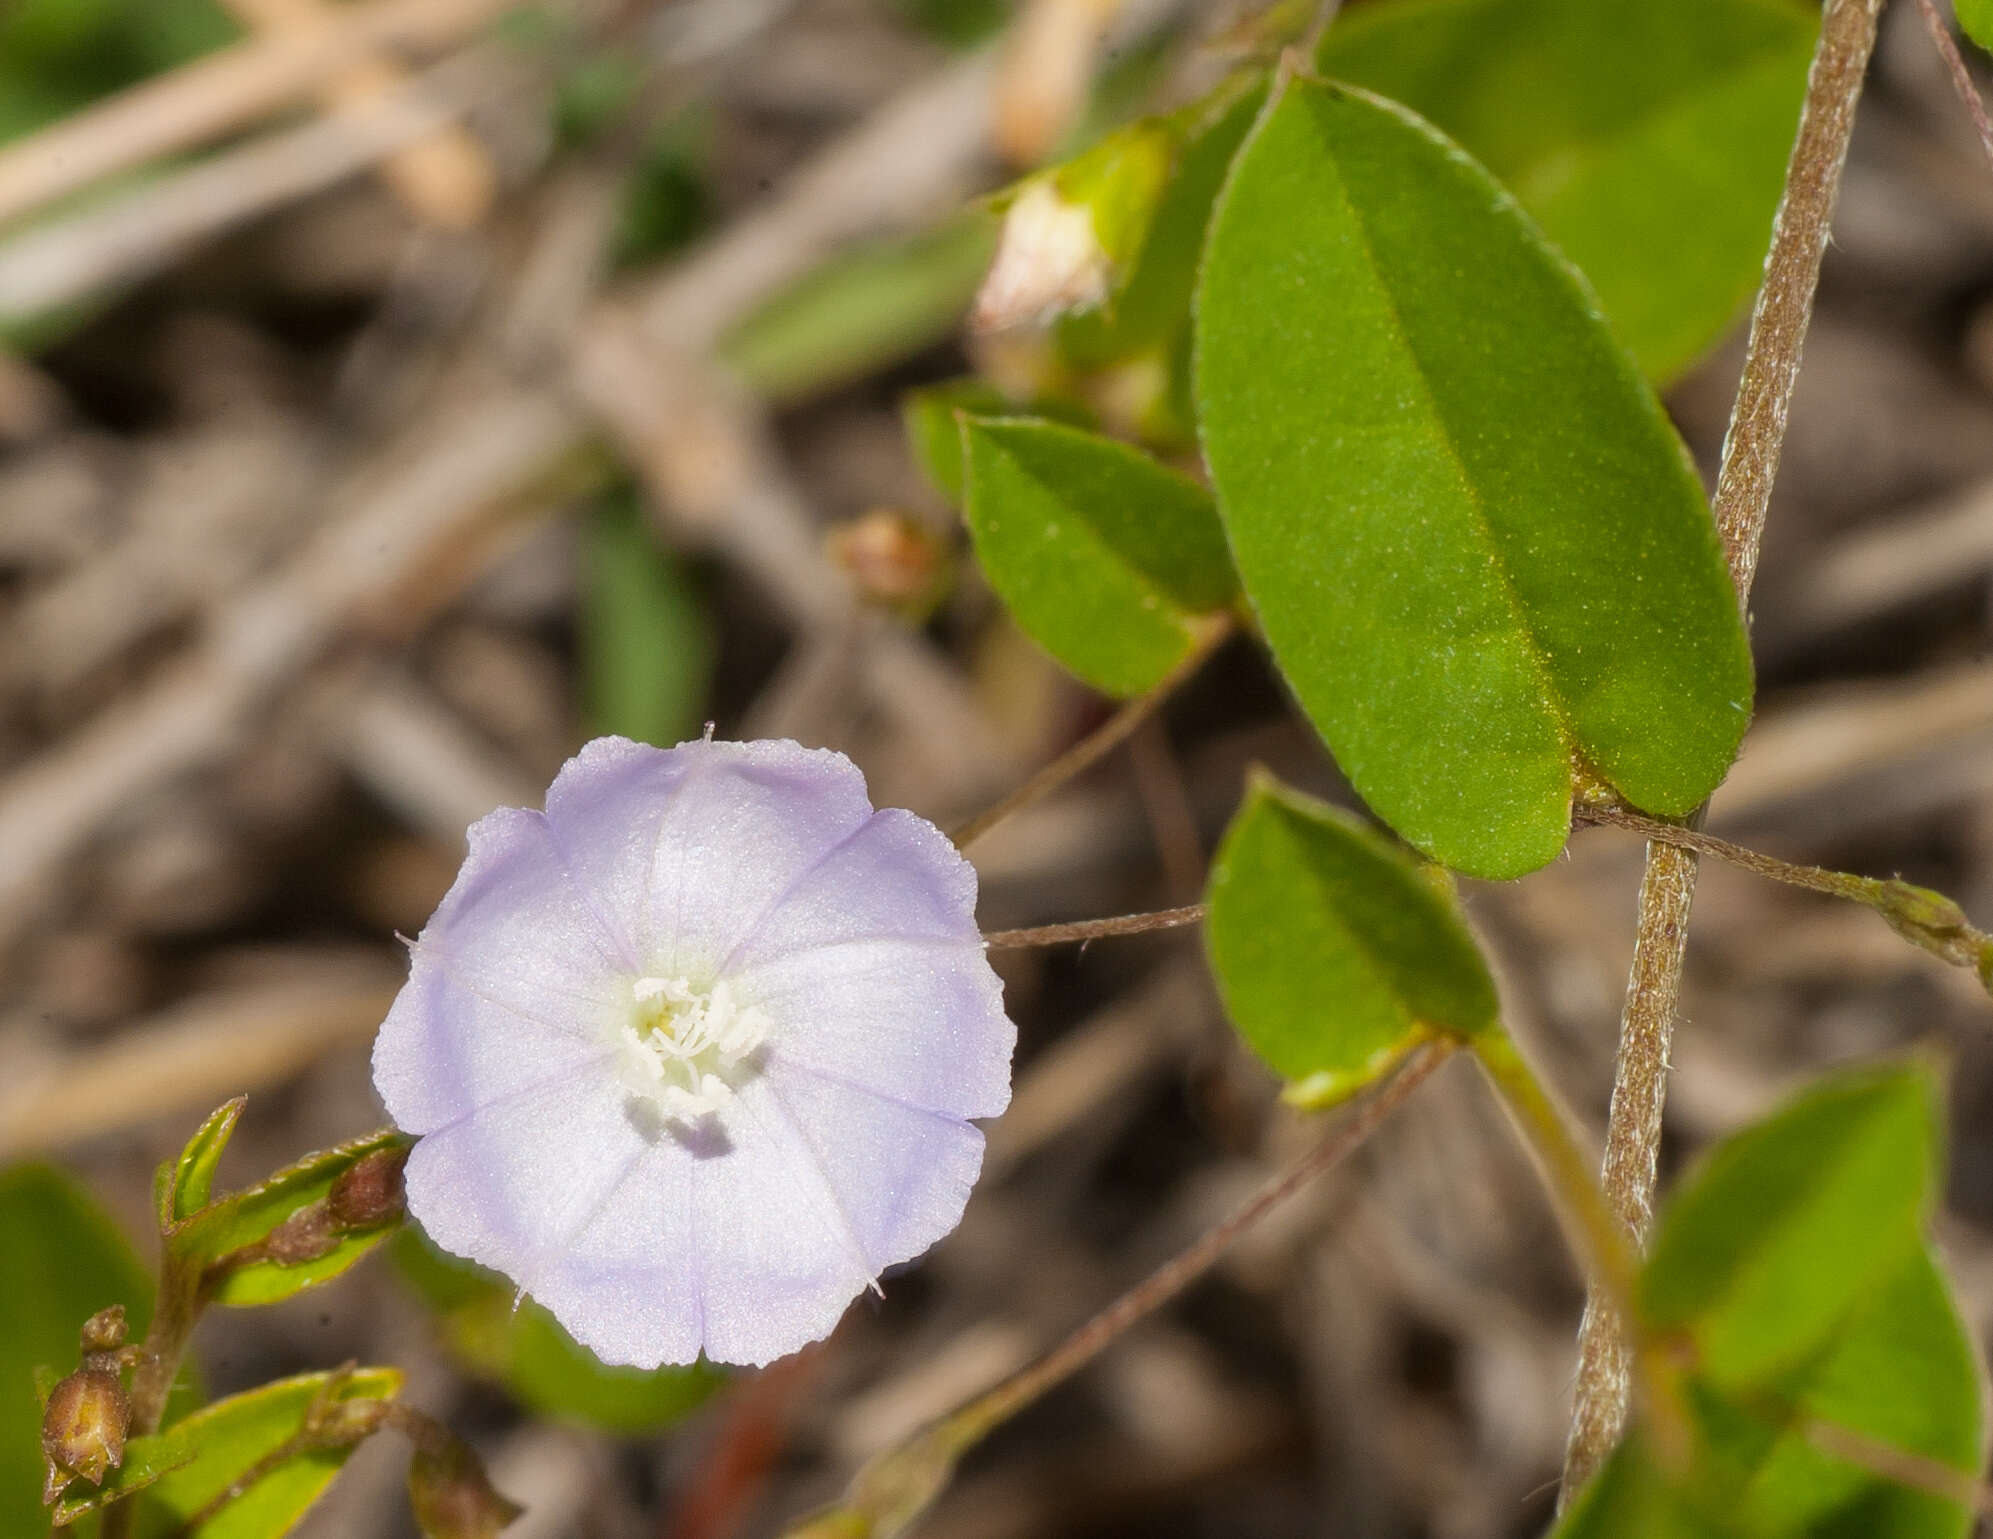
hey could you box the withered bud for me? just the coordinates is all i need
[261,1203,338,1266]
[41,1367,130,1504]
[77,1305,127,1360]
[407,1438,523,1539]
[328,1146,409,1232]
[826,511,951,618]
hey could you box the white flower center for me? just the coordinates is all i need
[615,974,770,1121]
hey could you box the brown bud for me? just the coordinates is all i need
[407,1438,522,1539]
[77,1305,127,1359]
[826,511,951,618]
[261,1203,338,1266]
[41,1367,130,1503]
[328,1146,408,1232]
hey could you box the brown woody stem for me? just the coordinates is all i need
[1562,0,1887,1499]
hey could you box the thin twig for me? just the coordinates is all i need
[982,904,1205,950]
[1802,1416,1993,1515]
[950,618,1231,850]
[1914,0,1993,170]
[953,1041,1449,1435]
[784,1042,1454,1539]
[1564,0,1886,1499]
[0,0,516,228]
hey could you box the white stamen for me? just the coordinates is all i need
[616,973,770,1119]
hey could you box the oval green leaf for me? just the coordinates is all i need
[1195,77,1753,878]
[1316,0,1814,382]
[960,415,1236,697]
[1639,1063,1938,1390]
[1205,775,1498,1106]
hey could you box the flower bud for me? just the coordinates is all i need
[407,1438,522,1539]
[40,1367,129,1503]
[328,1146,409,1231]
[826,511,952,619]
[971,119,1175,334]
[77,1305,127,1360]
[260,1203,339,1266]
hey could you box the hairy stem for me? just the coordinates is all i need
[949,616,1230,851]
[1563,0,1886,1498]
[1579,803,1992,980]
[982,903,1205,949]
[784,1042,1452,1539]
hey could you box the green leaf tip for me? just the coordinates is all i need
[1559,1241,1982,1539]
[959,414,1236,697]
[1195,73,1753,879]
[1640,1062,1943,1392]
[1205,775,1498,1105]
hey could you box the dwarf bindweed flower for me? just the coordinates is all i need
[372,736,1015,1368]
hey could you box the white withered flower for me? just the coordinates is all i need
[373,736,1015,1368]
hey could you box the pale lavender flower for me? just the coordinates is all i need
[372,736,1014,1368]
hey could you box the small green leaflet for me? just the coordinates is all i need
[1638,1064,1938,1390]
[1316,0,1814,383]
[582,491,714,750]
[1205,776,1497,1106]
[959,415,1236,697]
[1195,77,1753,879]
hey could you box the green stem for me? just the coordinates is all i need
[1471,1028,1689,1466]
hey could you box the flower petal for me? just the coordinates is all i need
[745,939,1012,1120]
[725,809,981,969]
[543,736,875,979]
[761,1059,987,1277]
[692,1075,888,1366]
[401,1067,648,1302]
[526,1138,705,1371]
[375,806,628,1132]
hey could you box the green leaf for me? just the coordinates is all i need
[1640,1065,1938,1390]
[59,1369,401,1536]
[903,381,1092,505]
[1960,0,1993,54]
[1559,1245,1982,1539]
[0,1165,154,1535]
[157,1099,246,1229]
[960,415,1234,697]
[178,1130,410,1309]
[581,491,714,749]
[1194,76,1753,879]
[719,216,997,405]
[1204,775,1498,1106]
[1316,0,1814,382]
[394,1233,723,1435]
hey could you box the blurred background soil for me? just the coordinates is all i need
[3,1,1993,1535]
